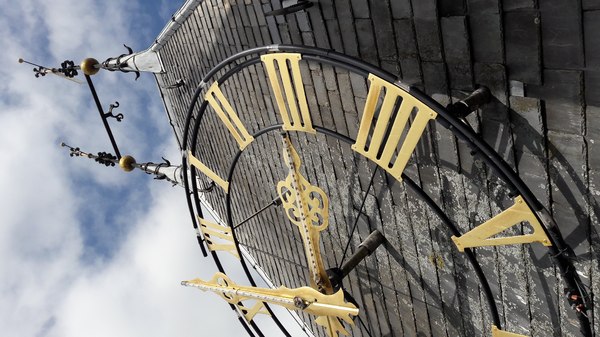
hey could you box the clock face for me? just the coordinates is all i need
[180,46,589,337]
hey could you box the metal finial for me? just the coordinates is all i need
[60,142,117,167]
[60,143,182,186]
[19,58,83,84]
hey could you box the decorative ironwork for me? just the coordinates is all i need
[101,44,140,80]
[60,143,117,167]
[96,152,117,167]
[20,58,81,82]
[58,60,78,78]
[105,102,124,122]
[138,157,179,185]
[33,66,47,78]
[277,133,332,294]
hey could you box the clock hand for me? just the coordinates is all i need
[182,272,358,336]
[277,133,332,293]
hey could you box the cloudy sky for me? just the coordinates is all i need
[0,1,308,336]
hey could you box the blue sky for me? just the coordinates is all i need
[0,1,309,336]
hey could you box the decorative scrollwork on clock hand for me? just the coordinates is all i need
[277,132,332,294]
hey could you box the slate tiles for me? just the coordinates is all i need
[154,0,598,336]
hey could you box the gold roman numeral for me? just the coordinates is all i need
[451,196,552,252]
[205,82,254,150]
[352,74,437,181]
[262,53,315,133]
[188,151,229,192]
[197,217,240,259]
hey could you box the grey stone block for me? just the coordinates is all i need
[295,11,312,32]
[307,9,331,48]
[469,14,503,63]
[583,0,600,9]
[503,0,536,10]
[422,62,449,96]
[400,58,422,86]
[586,70,600,106]
[335,0,359,57]
[264,12,282,44]
[438,0,466,16]
[322,65,338,91]
[301,31,315,46]
[516,151,547,177]
[371,0,397,61]
[277,23,292,44]
[414,17,443,62]
[509,96,545,157]
[587,106,600,170]
[539,0,584,69]
[394,19,418,58]
[505,10,542,84]
[350,72,368,98]
[350,0,370,18]
[547,132,587,180]
[319,0,336,20]
[441,17,471,63]
[585,11,600,69]
[336,73,356,112]
[482,118,516,166]
[252,1,267,26]
[527,70,584,134]
[467,0,500,14]
[441,16,473,90]
[325,19,344,53]
[237,3,251,26]
[285,8,303,44]
[520,171,550,208]
[356,19,379,65]
[412,0,437,18]
[390,0,412,18]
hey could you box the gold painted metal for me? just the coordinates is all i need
[80,58,100,75]
[206,82,254,150]
[197,217,240,259]
[261,53,315,133]
[183,272,358,337]
[119,155,136,172]
[277,134,332,294]
[188,151,229,192]
[451,196,552,252]
[352,73,437,181]
[491,325,528,337]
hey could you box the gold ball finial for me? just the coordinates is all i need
[119,155,136,172]
[18,58,24,63]
[80,58,100,75]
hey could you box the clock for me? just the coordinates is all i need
[178,45,591,337]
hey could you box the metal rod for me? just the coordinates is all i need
[340,230,385,278]
[84,74,122,159]
[446,86,491,118]
[234,196,282,230]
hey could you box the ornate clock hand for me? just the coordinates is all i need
[182,272,358,337]
[276,132,332,294]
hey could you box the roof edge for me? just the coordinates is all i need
[150,0,204,52]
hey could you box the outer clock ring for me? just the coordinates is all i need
[180,45,591,337]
